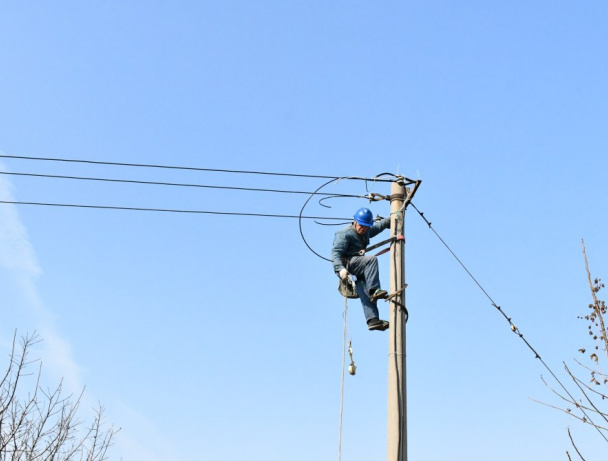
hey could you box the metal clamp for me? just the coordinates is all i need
[366,193,390,202]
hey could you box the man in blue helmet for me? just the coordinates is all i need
[331,207,390,331]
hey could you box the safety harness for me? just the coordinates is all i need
[337,234,404,298]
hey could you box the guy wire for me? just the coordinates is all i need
[409,202,608,443]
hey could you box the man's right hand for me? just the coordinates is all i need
[339,269,356,290]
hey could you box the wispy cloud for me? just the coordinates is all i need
[0,169,41,278]
[0,162,79,385]
[0,159,180,461]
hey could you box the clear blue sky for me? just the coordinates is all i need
[1,2,607,460]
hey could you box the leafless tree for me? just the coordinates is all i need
[0,332,119,461]
[536,241,607,460]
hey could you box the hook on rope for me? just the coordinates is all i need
[347,340,356,376]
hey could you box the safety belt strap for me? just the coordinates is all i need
[373,235,404,256]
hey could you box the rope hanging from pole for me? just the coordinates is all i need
[338,296,347,461]
[338,295,356,461]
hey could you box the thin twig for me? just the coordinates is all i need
[530,399,608,431]
[582,240,608,359]
[568,427,586,461]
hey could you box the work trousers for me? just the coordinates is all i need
[347,254,383,322]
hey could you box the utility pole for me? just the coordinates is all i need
[387,179,407,461]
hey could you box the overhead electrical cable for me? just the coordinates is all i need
[298,174,418,262]
[0,200,350,220]
[298,175,418,262]
[409,202,608,443]
[0,171,365,198]
[299,177,348,262]
[0,154,397,183]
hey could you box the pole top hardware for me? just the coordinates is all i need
[394,175,419,186]
[390,193,405,202]
[365,193,390,202]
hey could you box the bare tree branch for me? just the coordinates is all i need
[573,358,608,379]
[0,331,119,460]
[564,364,608,425]
[535,244,608,454]
[539,375,607,426]
[530,399,608,431]
[582,240,608,360]
[568,427,587,461]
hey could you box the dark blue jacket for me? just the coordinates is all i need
[331,218,390,273]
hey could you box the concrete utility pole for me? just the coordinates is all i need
[387,180,407,461]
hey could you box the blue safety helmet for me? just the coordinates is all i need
[353,207,374,227]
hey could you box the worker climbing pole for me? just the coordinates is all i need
[326,173,420,461]
[331,207,392,331]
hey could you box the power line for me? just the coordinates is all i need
[410,202,608,444]
[296,174,408,262]
[299,177,343,262]
[0,171,365,198]
[0,200,350,220]
[0,154,397,183]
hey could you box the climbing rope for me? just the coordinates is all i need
[338,295,356,461]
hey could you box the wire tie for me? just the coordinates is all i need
[385,285,407,300]
[388,352,406,358]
